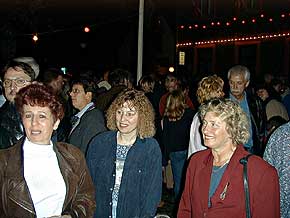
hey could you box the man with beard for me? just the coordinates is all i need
[0,61,36,148]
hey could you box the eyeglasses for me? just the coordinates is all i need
[70,89,82,94]
[3,78,31,87]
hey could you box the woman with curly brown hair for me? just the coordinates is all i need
[86,88,162,218]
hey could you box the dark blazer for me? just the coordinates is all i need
[178,145,280,218]
[0,101,23,147]
[0,139,96,218]
[68,106,106,155]
[86,131,163,218]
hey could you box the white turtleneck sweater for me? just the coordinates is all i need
[23,138,66,218]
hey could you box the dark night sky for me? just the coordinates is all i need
[1,0,289,74]
[0,0,182,73]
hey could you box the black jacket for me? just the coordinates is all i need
[0,102,23,148]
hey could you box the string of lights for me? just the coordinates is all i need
[177,12,290,47]
[177,12,290,30]
[177,31,290,47]
[24,12,139,42]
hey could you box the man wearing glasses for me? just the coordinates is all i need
[0,61,36,148]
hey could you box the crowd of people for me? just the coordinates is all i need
[0,57,289,218]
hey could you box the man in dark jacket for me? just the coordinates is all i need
[94,68,133,112]
[227,65,267,156]
[68,77,106,155]
[0,61,36,148]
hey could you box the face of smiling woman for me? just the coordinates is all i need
[22,104,60,145]
[201,112,233,152]
[116,101,139,136]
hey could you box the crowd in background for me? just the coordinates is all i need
[0,57,289,218]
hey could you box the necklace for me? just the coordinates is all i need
[212,160,229,173]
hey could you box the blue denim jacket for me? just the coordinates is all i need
[86,131,162,218]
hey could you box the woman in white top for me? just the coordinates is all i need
[188,75,225,158]
[0,82,95,218]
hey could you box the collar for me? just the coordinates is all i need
[75,102,95,118]
[229,92,247,103]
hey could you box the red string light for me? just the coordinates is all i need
[179,11,290,30]
[176,32,290,47]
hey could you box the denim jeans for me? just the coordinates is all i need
[169,150,187,199]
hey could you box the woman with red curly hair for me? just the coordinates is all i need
[0,82,95,218]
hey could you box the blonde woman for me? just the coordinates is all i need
[188,75,224,158]
[178,98,280,218]
[162,89,194,199]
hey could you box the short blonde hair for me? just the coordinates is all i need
[106,89,155,138]
[196,75,224,104]
[199,98,250,145]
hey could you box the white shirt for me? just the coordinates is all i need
[70,102,94,133]
[188,113,207,159]
[23,138,66,218]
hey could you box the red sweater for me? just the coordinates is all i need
[178,145,280,218]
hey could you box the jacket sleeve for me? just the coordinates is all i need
[81,111,106,154]
[140,141,163,218]
[62,153,96,218]
[177,162,193,218]
[251,167,280,218]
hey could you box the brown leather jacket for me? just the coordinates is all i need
[0,139,96,218]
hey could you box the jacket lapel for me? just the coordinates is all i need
[6,141,35,215]
[198,153,213,212]
[54,143,78,211]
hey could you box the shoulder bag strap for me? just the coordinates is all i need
[239,154,253,218]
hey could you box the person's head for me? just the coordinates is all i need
[70,78,96,111]
[264,73,274,85]
[164,89,187,121]
[41,68,64,95]
[227,65,250,101]
[199,98,250,149]
[15,82,64,145]
[13,57,39,79]
[106,89,155,139]
[271,78,283,94]
[138,75,155,93]
[2,61,35,103]
[196,74,224,104]
[165,73,180,93]
[266,116,287,137]
[256,88,269,101]
[108,68,133,88]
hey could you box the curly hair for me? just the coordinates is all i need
[164,89,187,121]
[106,88,155,138]
[15,82,64,121]
[196,75,224,104]
[199,98,250,145]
